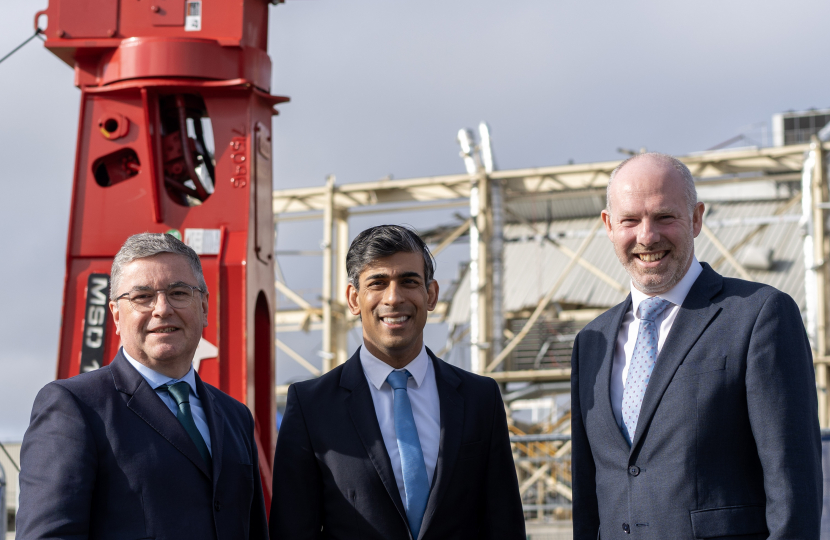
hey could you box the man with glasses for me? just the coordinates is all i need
[17,233,268,540]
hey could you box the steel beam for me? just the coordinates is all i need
[812,137,829,426]
[321,176,335,373]
[487,369,571,384]
[699,223,753,281]
[273,144,811,215]
[276,339,321,377]
[486,219,603,373]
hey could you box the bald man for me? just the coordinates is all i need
[570,153,821,539]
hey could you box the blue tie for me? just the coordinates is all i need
[386,370,430,540]
[621,296,671,445]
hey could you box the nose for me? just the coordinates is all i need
[382,281,404,305]
[151,290,175,316]
[636,217,660,247]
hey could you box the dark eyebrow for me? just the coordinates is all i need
[362,271,423,282]
[363,272,390,282]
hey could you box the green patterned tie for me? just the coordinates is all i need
[160,381,212,470]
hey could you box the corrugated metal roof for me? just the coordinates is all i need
[446,199,806,326]
[505,195,606,223]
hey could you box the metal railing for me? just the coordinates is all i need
[514,428,830,443]
[512,428,830,523]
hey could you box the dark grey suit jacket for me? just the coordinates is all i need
[17,350,269,540]
[571,264,822,540]
[270,348,525,540]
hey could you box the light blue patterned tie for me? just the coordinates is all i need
[621,296,671,445]
[387,370,429,540]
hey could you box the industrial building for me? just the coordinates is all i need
[10,0,829,536]
[271,108,830,527]
[3,112,826,538]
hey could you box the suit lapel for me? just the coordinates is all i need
[419,350,463,539]
[341,349,408,525]
[110,352,212,479]
[630,264,723,453]
[596,297,636,453]
[196,374,224,488]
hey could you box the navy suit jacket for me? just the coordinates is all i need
[17,350,269,540]
[571,263,822,539]
[270,348,525,540]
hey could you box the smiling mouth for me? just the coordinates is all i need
[636,251,667,263]
[150,327,178,334]
[381,316,409,324]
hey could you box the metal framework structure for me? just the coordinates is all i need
[272,138,830,520]
[273,140,827,374]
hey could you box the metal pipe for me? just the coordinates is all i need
[335,211,350,366]
[480,122,504,363]
[0,460,5,539]
[321,176,335,373]
[458,129,481,373]
[803,147,819,350]
[469,180,481,373]
[175,95,209,201]
[812,137,829,427]
[490,179,504,360]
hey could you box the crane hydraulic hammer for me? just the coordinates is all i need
[34,0,287,508]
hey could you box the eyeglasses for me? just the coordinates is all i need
[115,284,205,312]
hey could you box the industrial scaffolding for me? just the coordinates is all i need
[271,134,830,519]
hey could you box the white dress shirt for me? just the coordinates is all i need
[360,342,441,505]
[122,348,212,455]
[610,258,703,429]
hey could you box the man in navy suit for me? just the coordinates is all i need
[17,233,268,540]
[270,225,525,540]
[571,153,822,539]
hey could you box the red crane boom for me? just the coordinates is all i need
[35,0,287,508]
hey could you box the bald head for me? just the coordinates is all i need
[600,152,705,295]
[606,153,697,217]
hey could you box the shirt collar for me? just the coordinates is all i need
[629,256,703,318]
[359,341,429,390]
[121,347,199,397]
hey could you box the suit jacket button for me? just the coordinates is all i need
[623,522,630,534]
[214,500,222,512]
[628,466,640,476]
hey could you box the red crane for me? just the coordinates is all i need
[34,0,287,508]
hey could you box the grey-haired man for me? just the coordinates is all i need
[18,233,268,540]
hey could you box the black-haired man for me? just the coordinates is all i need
[271,225,525,540]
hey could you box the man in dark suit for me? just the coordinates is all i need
[17,233,268,540]
[571,153,822,539]
[270,225,525,540]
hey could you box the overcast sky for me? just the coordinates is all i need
[2,0,829,441]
